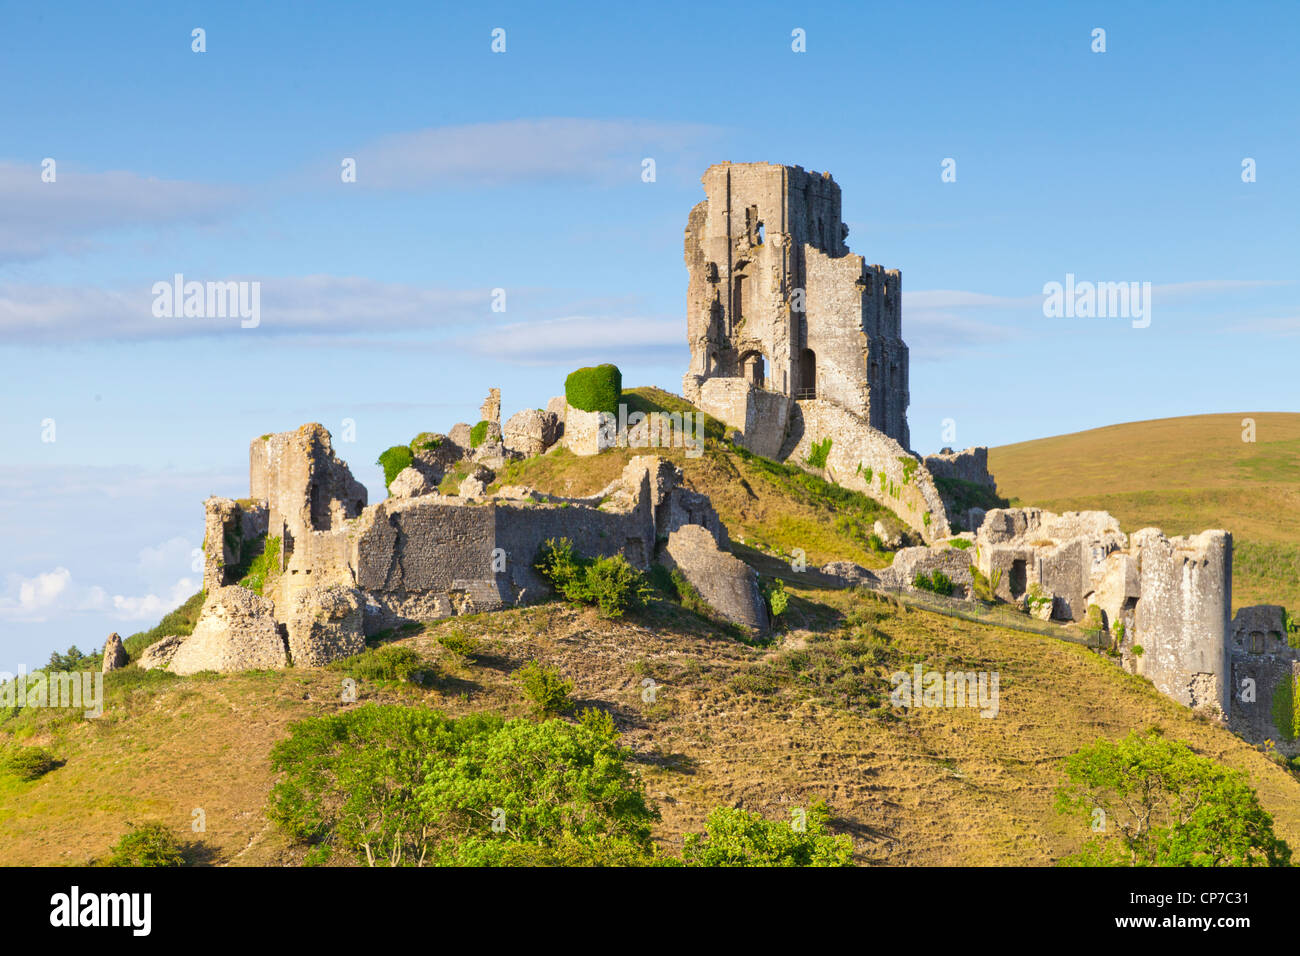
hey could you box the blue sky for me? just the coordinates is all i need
[1,0,1296,670]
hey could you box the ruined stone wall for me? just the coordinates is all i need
[201,496,269,593]
[783,399,950,542]
[924,446,995,488]
[249,424,367,547]
[804,248,908,445]
[1228,606,1300,754]
[1129,529,1232,714]
[697,377,793,461]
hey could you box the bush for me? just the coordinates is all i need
[377,445,414,491]
[564,364,622,416]
[912,570,954,596]
[267,704,659,866]
[682,800,853,866]
[438,629,481,660]
[4,745,57,781]
[535,538,649,618]
[767,580,789,618]
[584,555,649,618]
[469,420,491,448]
[335,645,428,683]
[104,822,188,867]
[516,661,574,717]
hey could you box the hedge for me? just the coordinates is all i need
[564,364,622,416]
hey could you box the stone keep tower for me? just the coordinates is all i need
[682,162,911,448]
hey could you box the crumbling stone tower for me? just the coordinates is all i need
[682,162,910,447]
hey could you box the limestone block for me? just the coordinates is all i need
[503,408,560,458]
[878,546,974,597]
[661,525,768,634]
[138,634,185,671]
[563,405,615,456]
[102,632,127,672]
[286,584,365,666]
[546,395,567,425]
[820,561,878,587]
[169,586,288,675]
[389,466,433,499]
[449,422,472,448]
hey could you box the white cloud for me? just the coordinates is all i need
[0,564,195,624]
[0,161,240,263]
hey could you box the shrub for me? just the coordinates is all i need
[515,661,574,717]
[948,538,973,550]
[584,555,649,617]
[767,580,789,618]
[438,629,481,660]
[469,420,491,448]
[377,445,414,491]
[336,645,428,683]
[564,364,622,416]
[682,800,853,866]
[912,570,954,596]
[4,745,57,781]
[268,703,660,867]
[104,822,188,867]
[535,538,648,618]
[805,437,832,470]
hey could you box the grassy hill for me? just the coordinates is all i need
[3,396,1298,866]
[988,412,1300,612]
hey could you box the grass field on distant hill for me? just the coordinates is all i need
[989,413,1300,612]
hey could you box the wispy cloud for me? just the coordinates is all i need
[344,118,721,189]
[0,161,241,264]
[0,276,493,344]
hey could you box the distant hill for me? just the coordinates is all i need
[989,412,1300,612]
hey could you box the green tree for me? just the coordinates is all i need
[682,800,853,866]
[1055,731,1292,867]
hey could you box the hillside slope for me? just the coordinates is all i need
[3,400,1299,866]
[989,412,1300,611]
